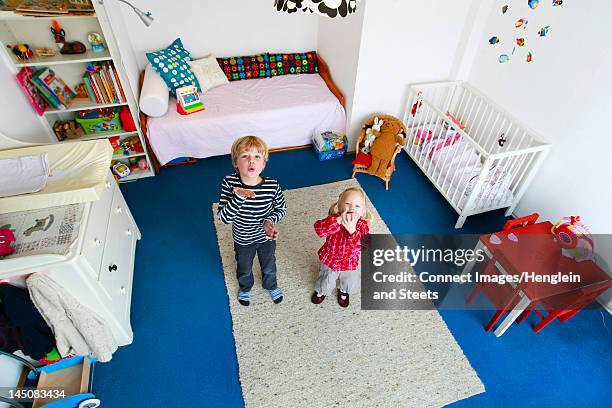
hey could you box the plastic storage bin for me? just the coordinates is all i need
[75,108,122,134]
[313,143,346,161]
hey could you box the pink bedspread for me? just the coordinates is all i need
[146,74,346,165]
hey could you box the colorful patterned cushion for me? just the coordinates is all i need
[268,51,319,76]
[146,38,200,95]
[216,54,271,81]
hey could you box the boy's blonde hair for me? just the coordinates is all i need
[231,136,269,167]
[328,187,372,223]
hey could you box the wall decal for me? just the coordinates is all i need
[538,26,551,36]
[491,0,565,64]
[515,18,528,28]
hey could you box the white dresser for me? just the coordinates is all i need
[0,171,140,346]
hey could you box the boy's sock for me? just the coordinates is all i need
[269,288,283,304]
[238,291,250,306]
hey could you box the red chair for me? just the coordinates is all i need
[516,258,612,333]
[466,257,525,332]
[501,213,539,232]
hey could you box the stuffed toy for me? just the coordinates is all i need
[367,115,406,178]
[361,117,383,154]
[0,227,16,258]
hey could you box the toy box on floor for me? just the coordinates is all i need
[312,130,347,161]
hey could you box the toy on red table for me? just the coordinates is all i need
[551,216,595,262]
[0,228,16,258]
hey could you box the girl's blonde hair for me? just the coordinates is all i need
[231,136,269,168]
[328,187,372,223]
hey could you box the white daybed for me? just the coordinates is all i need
[403,81,552,228]
[139,56,346,171]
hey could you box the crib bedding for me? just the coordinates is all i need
[417,135,514,210]
[146,74,346,165]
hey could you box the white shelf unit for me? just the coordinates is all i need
[0,6,154,182]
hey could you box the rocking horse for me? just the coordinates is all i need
[51,20,86,55]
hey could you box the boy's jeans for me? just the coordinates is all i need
[234,240,277,292]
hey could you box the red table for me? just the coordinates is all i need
[463,222,612,336]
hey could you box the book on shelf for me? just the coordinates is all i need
[16,67,48,116]
[84,62,126,105]
[109,65,126,102]
[30,67,76,109]
[30,70,64,109]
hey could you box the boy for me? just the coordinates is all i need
[218,136,287,306]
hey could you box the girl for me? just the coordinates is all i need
[312,187,370,307]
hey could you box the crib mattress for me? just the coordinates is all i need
[146,74,346,165]
[0,140,113,213]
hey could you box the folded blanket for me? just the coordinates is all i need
[26,274,118,362]
[0,154,49,197]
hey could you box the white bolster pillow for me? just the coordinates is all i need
[0,154,49,197]
[139,63,170,117]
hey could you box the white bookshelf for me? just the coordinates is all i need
[0,4,154,182]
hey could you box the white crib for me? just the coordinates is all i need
[402,81,552,228]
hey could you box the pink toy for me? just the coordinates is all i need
[551,216,594,262]
[413,129,433,145]
[0,228,16,258]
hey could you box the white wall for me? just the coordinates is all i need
[0,60,48,143]
[316,2,366,137]
[346,0,475,146]
[466,0,612,308]
[121,0,319,69]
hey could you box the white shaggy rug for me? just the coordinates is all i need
[213,179,484,407]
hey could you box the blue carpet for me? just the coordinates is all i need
[93,149,612,407]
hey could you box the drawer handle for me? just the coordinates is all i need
[94,238,103,247]
[120,286,126,295]
[115,206,123,214]
[109,264,118,272]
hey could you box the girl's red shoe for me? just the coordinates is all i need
[311,292,326,304]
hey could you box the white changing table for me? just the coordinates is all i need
[0,170,140,346]
[0,137,140,346]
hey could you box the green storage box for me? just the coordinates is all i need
[75,109,122,134]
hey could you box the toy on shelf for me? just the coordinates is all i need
[120,136,144,155]
[137,158,148,170]
[87,32,105,53]
[51,20,86,55]
[108,135,123,155]
[0,227,16,259]
[176,85,204,115]
[551,216,595,262]
[34,47,57,58]
[7,43,33,61]
[75,108,122,134]
[112,161,131,179]
[119,106,136,131]
[74,83,89,100]
[53,120,84,141]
